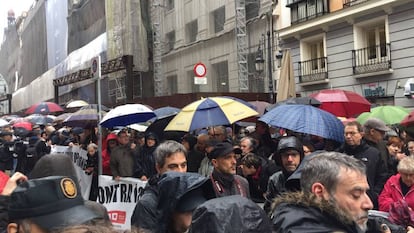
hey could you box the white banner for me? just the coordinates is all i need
[51,146,92,200]
[98,175,147,230]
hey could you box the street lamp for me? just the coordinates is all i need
[255,45,265,73]
[255,32,274,103]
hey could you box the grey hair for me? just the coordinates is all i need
[398,156,414,174]
[155,140,187,168]
[240,136,255,150]
[301,152,366,195]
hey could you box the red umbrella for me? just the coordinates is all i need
[309,89,371,118]
[13,121,32,131]
[400,110,414,127]
[25,102,63,114]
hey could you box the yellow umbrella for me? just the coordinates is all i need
[165,97,258,132]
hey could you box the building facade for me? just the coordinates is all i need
[278,0,414,108]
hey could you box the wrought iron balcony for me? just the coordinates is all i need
[298,57,328,83]
[352,43,391,75]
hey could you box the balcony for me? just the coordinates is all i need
[298,57,328,84]
[290,0,330,24]
[352,43,391,75]
[343,0,370,8]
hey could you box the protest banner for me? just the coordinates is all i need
[98,175,147,230]
[51,145,92,199]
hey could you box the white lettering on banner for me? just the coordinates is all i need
[51,146,92,200]
[98,175,147,230]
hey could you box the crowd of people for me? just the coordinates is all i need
[0,111,413,232]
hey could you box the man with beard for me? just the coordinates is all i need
[209,142,250,198]
[271,152,373,233]
[264,136,303,214]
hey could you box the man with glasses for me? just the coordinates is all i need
[208,126,228,143]
[337,121,388,209]
[110,129,136,181]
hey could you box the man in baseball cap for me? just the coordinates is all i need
[363,117,390,169]
[7,176,100,233]
[209,142,250,198]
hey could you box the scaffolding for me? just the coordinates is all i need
[235,0,249,92]
[151,0,164,96]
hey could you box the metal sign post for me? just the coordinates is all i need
[91,56,103,175]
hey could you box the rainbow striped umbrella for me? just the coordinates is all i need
[164,97,259,132]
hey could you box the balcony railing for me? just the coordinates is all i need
[298,57,328,83]
[352,43,391,75]
[343,0,370,8]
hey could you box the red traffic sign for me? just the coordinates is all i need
[193,62,207,77]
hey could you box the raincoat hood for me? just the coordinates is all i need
[156,172,214,233]
[189,195,272,233]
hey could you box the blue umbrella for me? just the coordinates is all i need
[259,104,344,142]
[151,106,180,121]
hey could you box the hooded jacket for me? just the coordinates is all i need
[378,173,414,212]
[189,195,272,233]
[131,172,213,233]
[134,132,159,179]
[102,133,118,175]
[271,192,363,233]
[337,139,388,208]
[264,136,303,213]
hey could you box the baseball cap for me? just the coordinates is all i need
[8,176,100,230]
[208,142,238,160]
[363,118,390,132]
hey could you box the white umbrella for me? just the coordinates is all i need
[66,100,89,108]
[127,123,148,132]
[100,104,156,128]
[0,119,10,127]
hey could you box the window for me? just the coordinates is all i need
[246,1,259,20]
[165,30,175,52]
[166,0,174,11]
[167,75,178,95]
[212,61,229,92]
[290,0,328,24]
[186,20,198,43]
[132,72,142,98]
[353,17,390,74]
[212,6,225,33]
[299,34,328,83]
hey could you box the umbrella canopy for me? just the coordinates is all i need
[165,97,259,132]
[53,113,73,124]
[0,119,9,127]
[259,104,344,142]
[100,104,156,128]
[25,114,55,125]
[150,106,181,122]
[13,121,32,131]
[25,102,63,114]
[127,123,148,132]
[65,100,89,108]
[356,106,410,125]
[400,110,414,127]
[266,97,321,112]
[63,108,106,128]
[276,49,296,102]
[309,89,371,117]
[80,104,110,112]
[248,101,271,116]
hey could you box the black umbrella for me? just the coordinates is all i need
[265,97,321,113]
